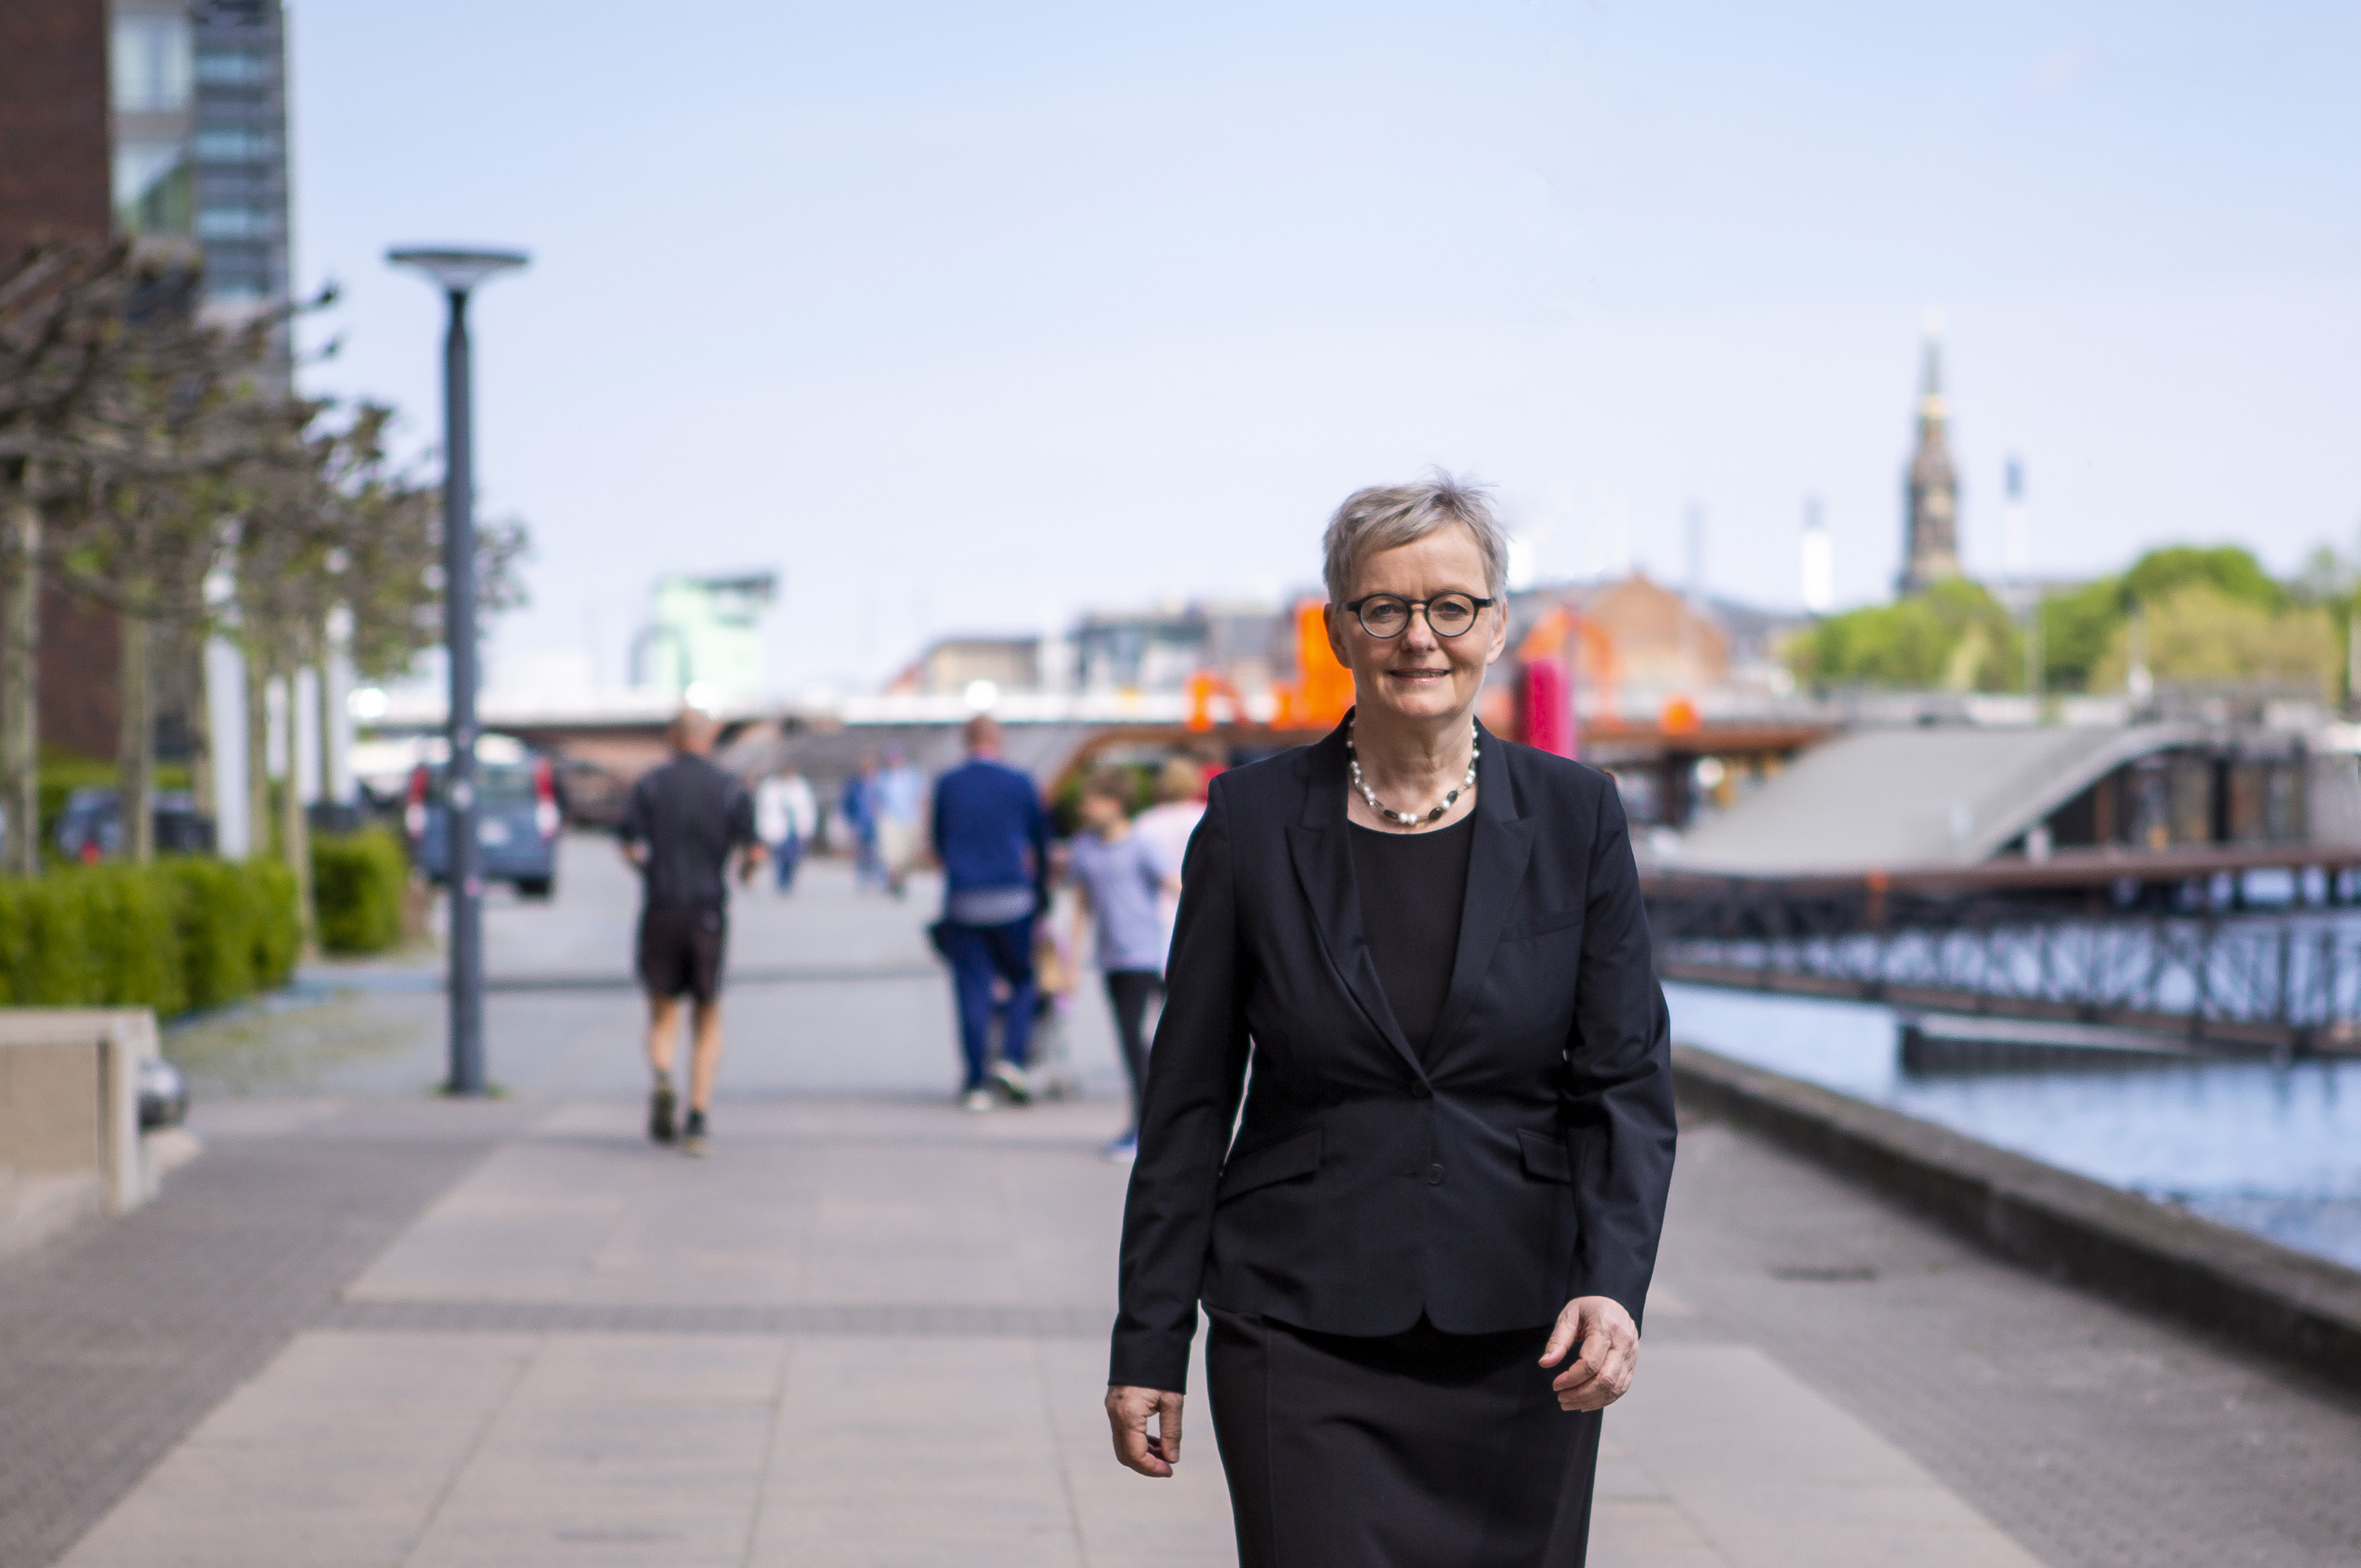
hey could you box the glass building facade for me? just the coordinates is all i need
[109,0,290,314]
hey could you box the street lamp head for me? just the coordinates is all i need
[386,245,530,295]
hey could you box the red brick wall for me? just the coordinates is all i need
[39,587,120,762]
[0,0,111,256]
[2,2,121,762]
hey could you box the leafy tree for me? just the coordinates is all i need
[2037,544,2295,695]
[224,398,523,934]
[0,240,528,906]
[2123,545,2284,614]
[0,243,141,873]
[2038,577,2123,692]
[53,290,293,862]
[1786,578,2025,692]
[2089,583,2336,698]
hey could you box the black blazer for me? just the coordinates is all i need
[1109,718,1676,1393]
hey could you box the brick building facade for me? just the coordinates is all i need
[0,0,110,256]
[1,0,128,764]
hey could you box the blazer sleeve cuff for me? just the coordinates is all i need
[1571,1264,1655,1332]
[1108,1329,1193,1395]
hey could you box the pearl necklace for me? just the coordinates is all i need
[1346,717,1480,828]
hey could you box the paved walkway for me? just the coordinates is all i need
[7,840,2360,1566]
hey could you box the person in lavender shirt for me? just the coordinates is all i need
[1068,766,1181,1162]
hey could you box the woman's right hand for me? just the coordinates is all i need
[1105,1385,1184,1476]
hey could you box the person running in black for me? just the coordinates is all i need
[619,710,762,1156]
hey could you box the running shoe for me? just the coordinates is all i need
[682,1109,708,1157]
[648,1080,678,1144]
[990,1060,1033,1105]
[962,1089,994,1113]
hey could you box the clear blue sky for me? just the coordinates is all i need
[291,0,2361,692]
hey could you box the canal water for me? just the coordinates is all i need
[1665,982,2361,1273]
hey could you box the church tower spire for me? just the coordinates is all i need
[1899,312,1961,593]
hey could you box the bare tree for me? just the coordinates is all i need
[0,243,144,874]
[49,279,292,861]
[0,240,527,897]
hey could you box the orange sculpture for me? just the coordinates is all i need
[1270,599,1357,730]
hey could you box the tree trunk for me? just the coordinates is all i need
[180,617,212,844]
[244,651,271,861]
[116,609,154,863]
[2,487,41,878]
[313,635,338,810]
[280,672,312,947]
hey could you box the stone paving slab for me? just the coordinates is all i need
[1649,1118,2361,1568]
[42,1097,2056,1568]
[0,1127,496,1568]
[1604,1345,2042,1568]
[40,1083,2360,1567]
[343,1101,1129,1314]
[20,856,2361,1566]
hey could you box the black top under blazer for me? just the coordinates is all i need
[1109,717,1678,1394]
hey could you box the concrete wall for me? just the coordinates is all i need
[1672,1042,2361,1396]
[0,1011,167,1261]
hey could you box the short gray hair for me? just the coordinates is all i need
[1321,471,1509,604]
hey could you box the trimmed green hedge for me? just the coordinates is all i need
[312,828,408,956]
[0,858,299,1015]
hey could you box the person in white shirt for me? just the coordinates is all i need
[754,767,819,893]
[1129,756,1209,967]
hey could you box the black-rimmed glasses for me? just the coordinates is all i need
[1342,592,1495,640]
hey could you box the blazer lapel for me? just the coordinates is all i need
[1284,724,1428,1088]
[1428,723,1535,1056]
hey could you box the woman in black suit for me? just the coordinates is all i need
[1104,474,1676,1566]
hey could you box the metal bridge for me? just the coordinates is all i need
[1644,845,2361,1055]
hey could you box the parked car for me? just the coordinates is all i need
[54,788,216,863]
[405,735,562,898]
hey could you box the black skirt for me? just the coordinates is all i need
[1206,1309,1602,1568]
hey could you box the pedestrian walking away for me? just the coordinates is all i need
[1067,766,1181,1161]
[841,751,885,890]
[1106,474,1676,1567]
[756,765,818,893]
[619,709,763,1157]
[929,714,1050,1112]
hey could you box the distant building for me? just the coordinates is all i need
[1576,574,1731,695]
[0,0,112,257]
[1070,603,1284,695]
[1670,724,2341,873]
[632,574,778,702]
[1504,573,1804,724]
[0,1,122,761]
[0,2,290,773]
[1800,497,1833,614]
[887,636,1040,698]
[110,0,292,315]
[1898,329,1961,594]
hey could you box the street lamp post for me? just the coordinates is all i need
[387,245,528,1097]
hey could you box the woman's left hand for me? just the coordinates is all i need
[1539,1296,1639,1411]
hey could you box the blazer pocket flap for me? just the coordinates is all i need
[1507,906,1584,940]
[1217,1129,1323,1202]
[1519,1128,1573,1184]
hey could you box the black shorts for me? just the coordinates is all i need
[637,905,726,1004]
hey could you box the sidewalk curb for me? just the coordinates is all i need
[1671,1042,2361,1397]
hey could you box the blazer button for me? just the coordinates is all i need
[1411,1082,1432,1098]
[1427,1163,1445,1186]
